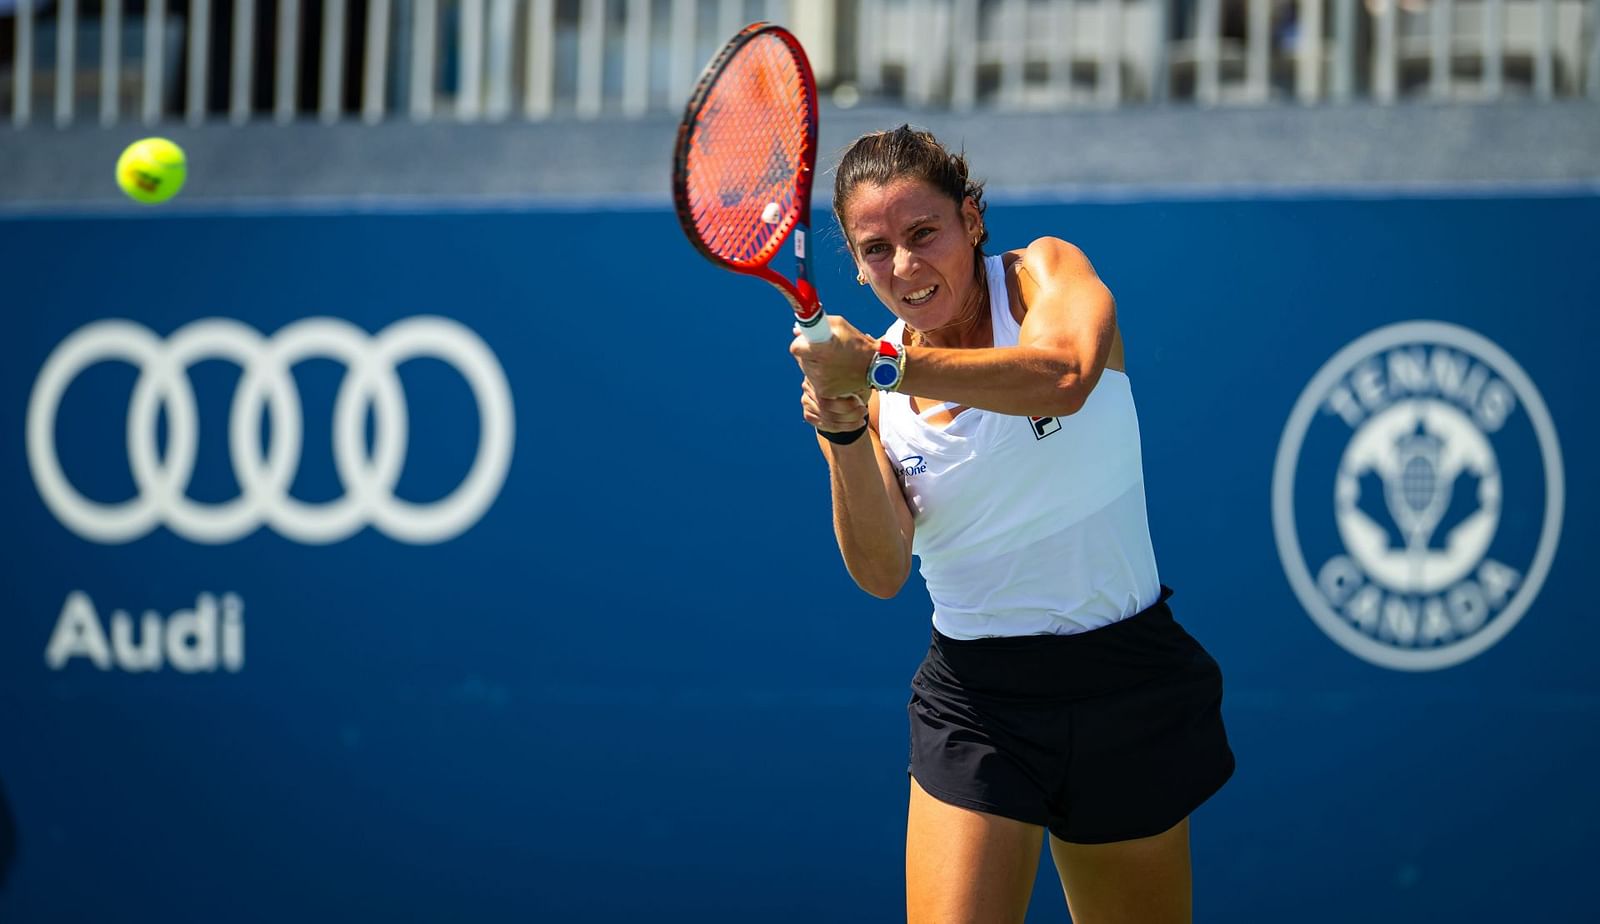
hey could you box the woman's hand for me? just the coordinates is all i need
[790,316,879,398]
[800,377,870,435]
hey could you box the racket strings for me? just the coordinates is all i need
[684,35,812,266]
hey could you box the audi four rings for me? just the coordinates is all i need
[26,316,515,545]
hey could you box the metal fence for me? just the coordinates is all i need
[862,0,1600,107]
[4,0,1597,128]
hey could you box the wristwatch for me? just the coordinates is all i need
[867,338,906,392]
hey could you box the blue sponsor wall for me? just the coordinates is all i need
[1,195,1595,922]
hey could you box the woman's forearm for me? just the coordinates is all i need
[820,434,912,599]
[898,344,1098,417]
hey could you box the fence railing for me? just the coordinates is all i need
[4,0,1596,128]
[860,0,1600,107]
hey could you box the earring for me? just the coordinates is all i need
[856,273,866,285]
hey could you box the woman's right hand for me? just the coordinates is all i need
[800,377,870,436]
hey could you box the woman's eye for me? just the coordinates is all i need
[865,243,888,256]
[914,227,935,240]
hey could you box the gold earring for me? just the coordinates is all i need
[856,273,866,285]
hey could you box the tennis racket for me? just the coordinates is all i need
[672,22,831,344]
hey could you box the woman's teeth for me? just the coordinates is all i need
[904,285,937,306]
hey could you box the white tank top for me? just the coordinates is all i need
[876,254,1161,638]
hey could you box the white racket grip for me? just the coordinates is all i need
[797,306,832,343]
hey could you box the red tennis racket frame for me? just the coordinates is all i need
[671,22,829,342]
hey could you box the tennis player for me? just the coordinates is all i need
[790,125,1234,924]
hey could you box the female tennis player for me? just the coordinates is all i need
[790,125,1234,924]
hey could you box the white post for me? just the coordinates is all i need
[485,0,514,119]
[952,0,979,109]
[102,0,122,123]
[717,0,742,38]
[186,0,211,123]
[1246,0,1268,102]
[362,0,391,122]
[457,0,484,120]
[13,0,32,126]
[1198,0,1220,104]
[1296,0,1323,102]
[622,0,651,116]
[1482,0,1503,99]
[1532,0,1553,98]
[857,0,881,95]
[319,0,347,122]
[143,0,167,123]
[275,0,301,122]
[1099,0,1123,104]
[230,0,256,123]
[669,0,697,106]
[1001,0,1025,107]
[792,0,836,83]
[576,0,604,119]
[55,0,77,125]
[1147,0,1168,103]
[1332,0,1354,101]
[1590,0,1600,99]
[1430,0,1450,99]
[410,0,435,119]
[906,0,933,106]
[1373,0,1396,102]
[525,0,554,119]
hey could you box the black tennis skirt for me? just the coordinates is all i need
[907,586,1235,845]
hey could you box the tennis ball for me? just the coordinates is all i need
[761,201,783,224]
[116,137,187,205]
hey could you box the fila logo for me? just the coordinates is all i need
[1029,416,1061,439]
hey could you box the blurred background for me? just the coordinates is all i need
[0,1,1596,921]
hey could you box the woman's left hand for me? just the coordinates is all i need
[790,316,879,398]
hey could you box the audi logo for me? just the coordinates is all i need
[26,317,515,545]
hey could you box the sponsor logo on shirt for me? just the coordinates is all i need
[1029,416,1061,439]
[895,455,928,479]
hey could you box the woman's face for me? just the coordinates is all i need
[842,177,983,333]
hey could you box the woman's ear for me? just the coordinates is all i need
[962,197,982,238]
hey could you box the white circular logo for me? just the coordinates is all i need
[27,317,516,545]
[1272,321,1564,671]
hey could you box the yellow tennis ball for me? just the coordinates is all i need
[116,137,187,205]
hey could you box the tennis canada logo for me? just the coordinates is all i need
[1272,321,1564,671]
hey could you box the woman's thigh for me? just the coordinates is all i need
[906,777,1045,924]
[1048,817,1193,924]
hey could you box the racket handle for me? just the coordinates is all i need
[794,279,831,343]
[796,306,831,343]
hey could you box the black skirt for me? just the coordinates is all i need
[907,586,1235,844]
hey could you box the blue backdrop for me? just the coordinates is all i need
[1,194,1594,922]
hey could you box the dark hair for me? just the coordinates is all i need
[832,125,988,251]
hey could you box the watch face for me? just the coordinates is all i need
[871,359,898,388]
